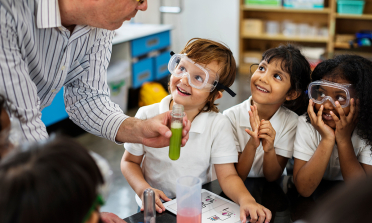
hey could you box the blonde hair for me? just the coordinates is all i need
[171,38,236,113]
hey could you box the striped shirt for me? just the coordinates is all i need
[0,0,128,142]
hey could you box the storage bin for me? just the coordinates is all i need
[337,0,365,14]
[132,57,154,89]
[245,0,281,6]
[107,61,130,113]
[131,31,170,57]
[242,19,264,36]
[283,0,324,9]
[154,51,171,80]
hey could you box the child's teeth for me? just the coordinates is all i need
[257,86,268,92]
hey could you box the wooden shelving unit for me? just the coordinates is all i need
[239,0,372,74]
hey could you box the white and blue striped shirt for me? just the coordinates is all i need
[0,0,128,142]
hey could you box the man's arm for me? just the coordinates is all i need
[0,5,48,142]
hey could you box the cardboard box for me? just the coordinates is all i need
[242,19,264,36]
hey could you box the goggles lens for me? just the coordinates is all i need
[308,80,354,108]
[168,54,218,91]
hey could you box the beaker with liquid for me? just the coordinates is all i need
[176,176,202,223]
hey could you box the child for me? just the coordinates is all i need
[0,136,105,223]
[293,55,372,197]
[223,44,311,182]
[121,38,271,223]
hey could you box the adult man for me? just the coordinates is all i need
[0,0,190,147]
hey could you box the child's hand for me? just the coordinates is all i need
[245,105,261,149]
[239,198,272,223]
[258,120,276,153]
[308,99,335,141]
[140,188,171,213]
[331,99,358,144]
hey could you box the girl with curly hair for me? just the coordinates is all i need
[293,55,372,197]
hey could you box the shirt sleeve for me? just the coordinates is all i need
[357,142,372,165]
[293,115,318,161]
[64,28,129,143]
[222,109,242,153]
[123,106,148,156]
[0,5,48,142]
[210,115,238,164]
[274,112,298,158]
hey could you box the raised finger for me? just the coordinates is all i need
[308,99,317,123]
[330,111,340,126]
[249,111,258,131]
[317,105,324,123]
[335,101,346,122]
[254,105,260,124]
[245,128,256,138]
[347,98,356,123]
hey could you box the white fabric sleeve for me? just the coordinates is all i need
[210,115,239,164]
[123,106,148,156]
[293,115,318,161]
[274,113,298,158]
[64,29,129,143]
[222,109,242,153]
[357,143,372,165]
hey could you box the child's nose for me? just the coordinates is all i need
[137,0,148,11]
[180,75,189,86]
[259,73,269,84]
[323,99,335,110]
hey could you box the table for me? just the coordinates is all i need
[123,176,343,223]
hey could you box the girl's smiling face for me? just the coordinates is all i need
[170,60,221,112]
[250,60,293,107]
[314,78,353,129]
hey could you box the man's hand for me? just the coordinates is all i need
[100,212,127,223]
[116,112,191,148]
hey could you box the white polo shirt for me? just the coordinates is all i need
[223,96,298,177]
[293,115,372,180]
[124,95,238,200]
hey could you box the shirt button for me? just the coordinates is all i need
[59,27,64,31]
[51,89,57,93]
[61,65,66,70]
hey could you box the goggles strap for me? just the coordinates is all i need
[170,51,175,56]
[216,83,236,97]
[82,194,105,223]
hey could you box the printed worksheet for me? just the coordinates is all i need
[164,189,242,223]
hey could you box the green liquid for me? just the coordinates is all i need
[169,122,183,160]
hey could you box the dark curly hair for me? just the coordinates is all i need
[308,54,372,149]
[261,44,311,115]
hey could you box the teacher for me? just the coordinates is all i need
[0,0,190,147]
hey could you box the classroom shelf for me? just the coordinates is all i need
[241,5,331,14]
[242,34,329,43]
[336,13,372,20]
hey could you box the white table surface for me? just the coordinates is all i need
[112,23,173,45]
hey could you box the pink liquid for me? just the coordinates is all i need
[177,209,201,223]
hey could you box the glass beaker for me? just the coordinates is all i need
[176,176,202,223]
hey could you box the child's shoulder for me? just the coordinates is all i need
[222,98,251,117]
[279,106,299,122]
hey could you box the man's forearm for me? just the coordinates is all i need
[115,117,143,143]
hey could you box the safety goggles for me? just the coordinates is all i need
[308,80,356,108]
[168,52,236,97]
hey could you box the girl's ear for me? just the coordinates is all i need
[215,91,223,100]
[286,90,301,101]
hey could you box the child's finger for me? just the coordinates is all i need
[258,134,273,142]
[330,111,340,125]
[159,191,172,202]
[240,209,247,223]
[317,105,324,124]
[259,128,270,135]
[334,101,346,122]
[263,207,272,223]
[257,208,266,223]
[245,128,256,137]
[140,205,144,212]
[155,198,165,212]
[347,98,356,123]
[308,99,317,123]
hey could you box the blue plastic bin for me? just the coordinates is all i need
[337,0,365,14]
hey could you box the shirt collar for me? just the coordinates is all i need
[36,0,62,28]
[159,95,208,134]
[239,96,282,131]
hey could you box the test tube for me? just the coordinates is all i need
[169,104,184,160]
[143,188,156,223]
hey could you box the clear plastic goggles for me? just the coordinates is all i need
[308,80,356,108]
[168,53,219,92]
